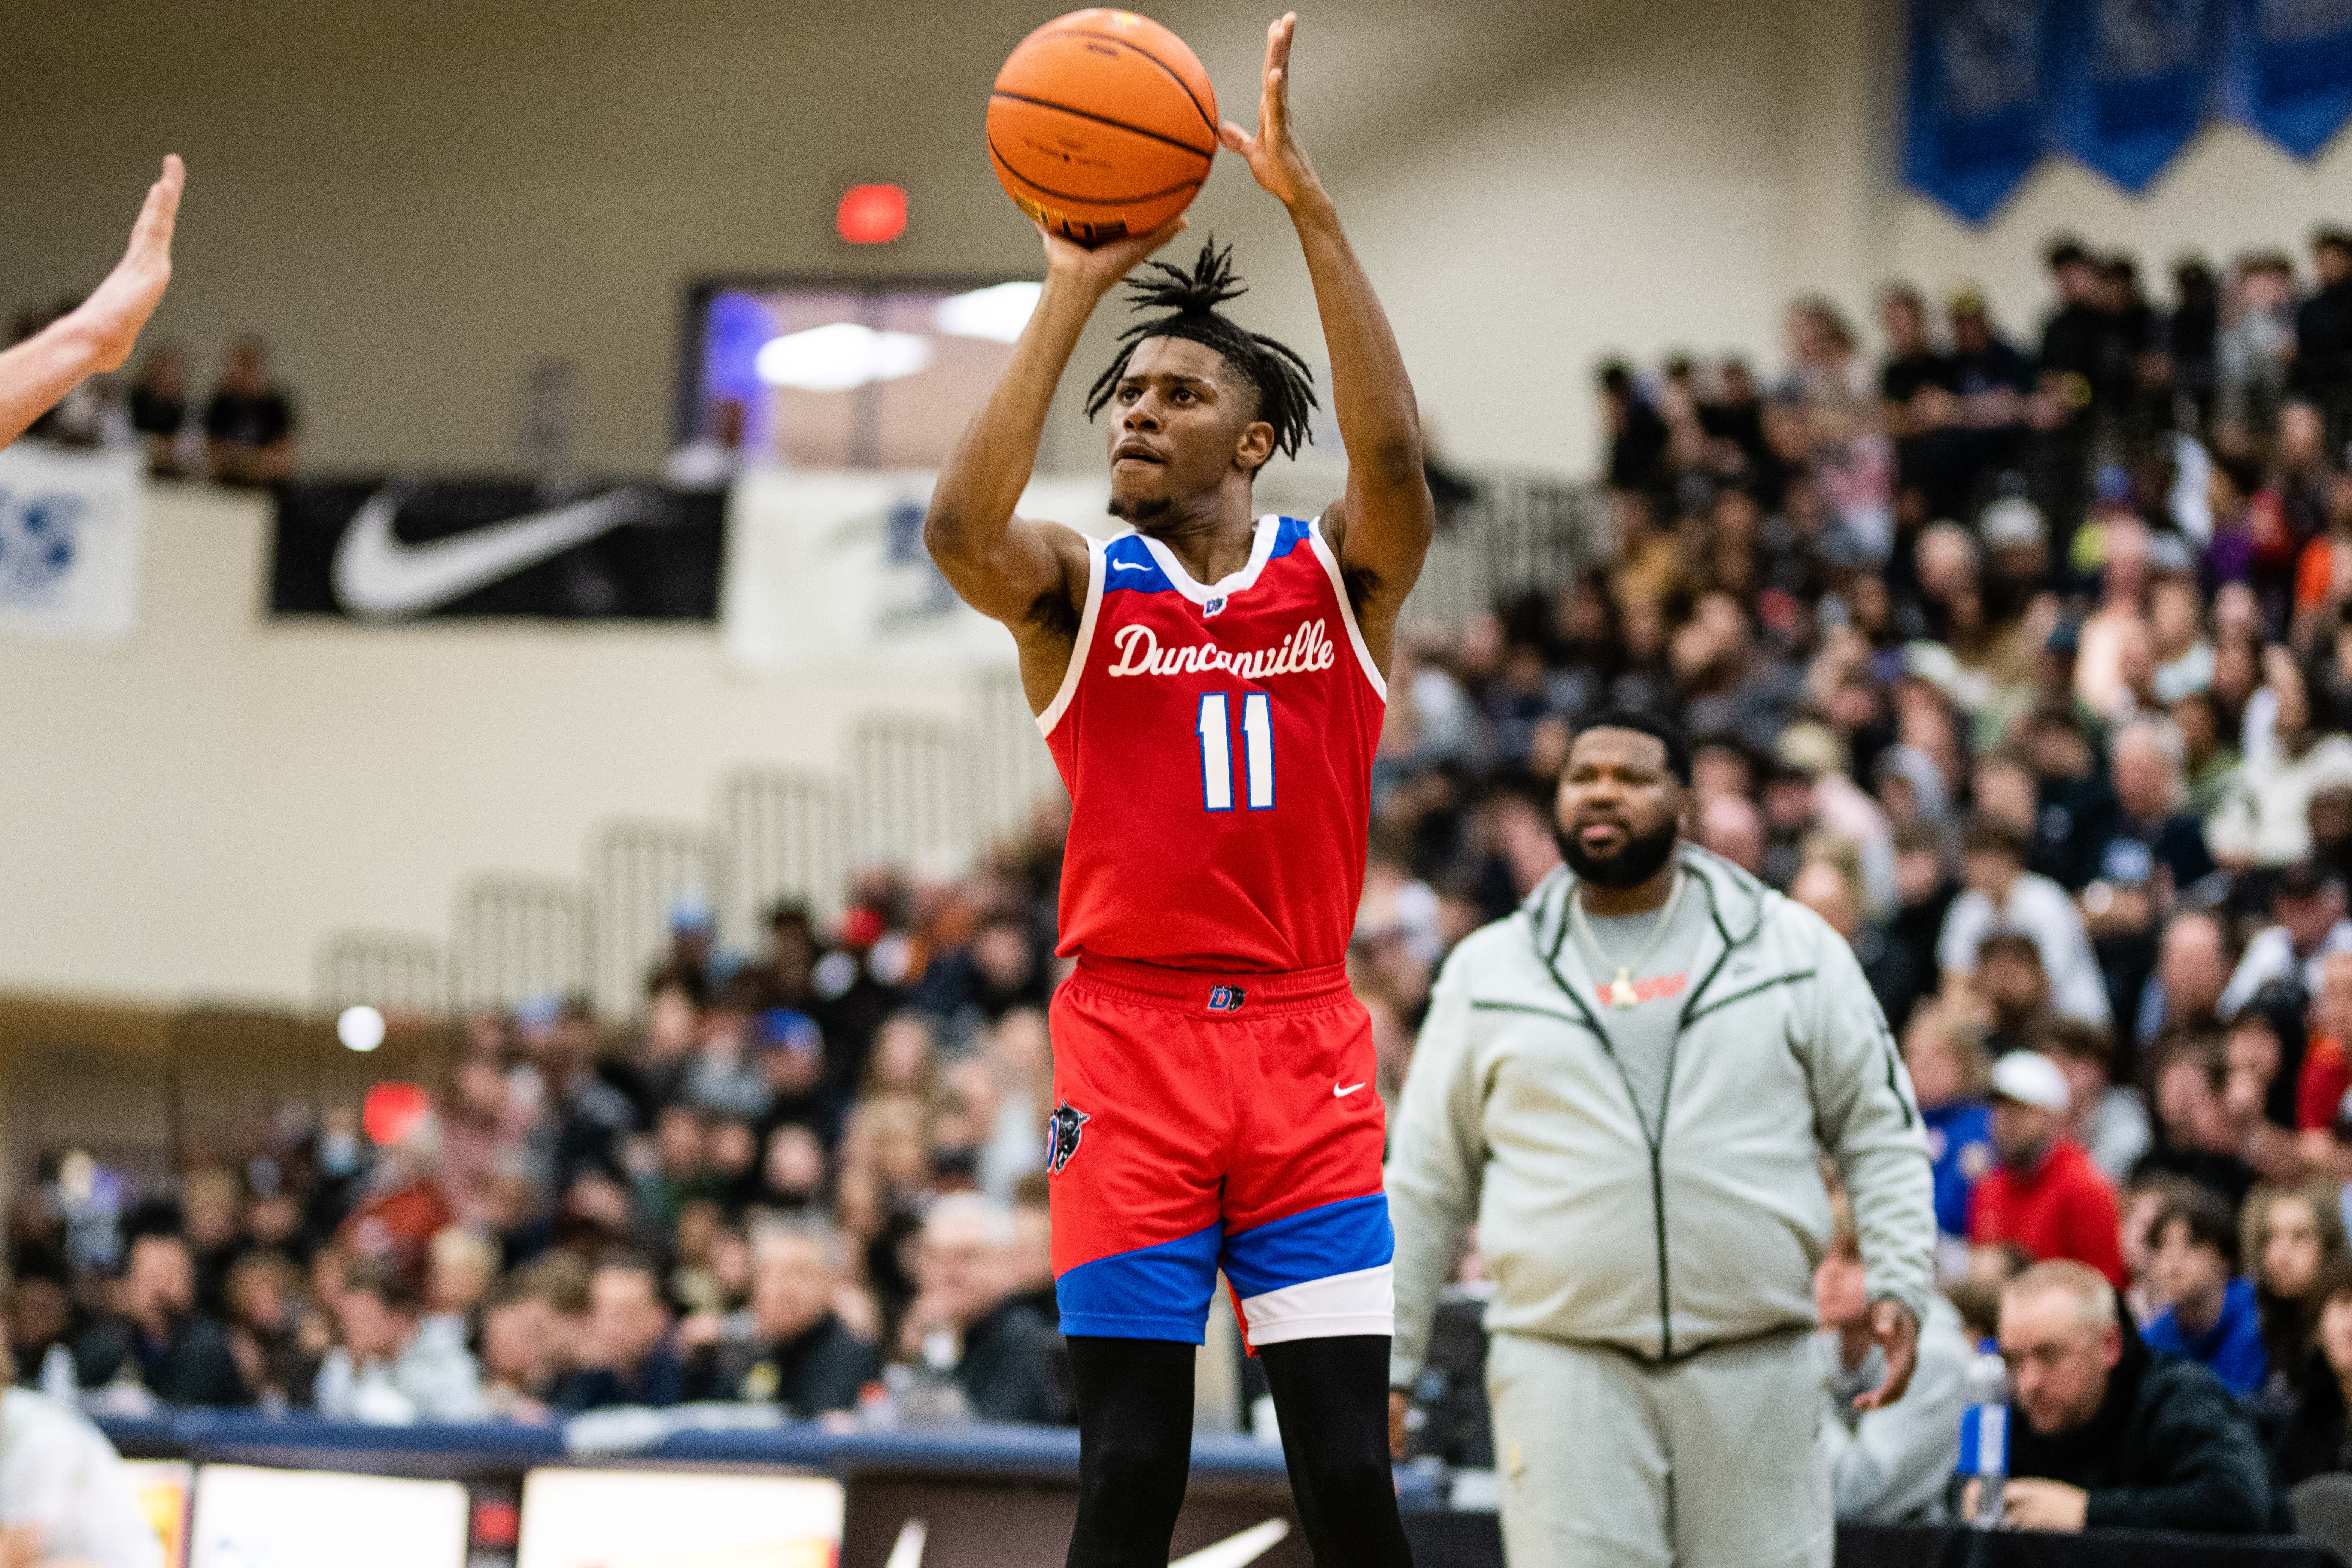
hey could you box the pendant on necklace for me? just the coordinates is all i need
[1609,971,1639,1010]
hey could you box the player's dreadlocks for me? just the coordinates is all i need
[1083,238,1318,466]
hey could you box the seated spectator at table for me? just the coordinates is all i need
[312,1258,487,1425]
[2220,858,2352,1018]
[72,1231,247,1408]
[202,335,297,485]
[221,1250,317,1411]
[1902,1006,1992,1242]
[894,1194,1061,1424]
[477,1260,579,1422]
[2142,1189,2269,1396]
[2272,1267,2352,1485]
[2247,1181,2350,1393]
[1939,816,2111,1027]
[1970,1051,2127,1286]
[2043,1019,2151,1183]
[0,1336,166,1568]
[1813,1222,1970,1522]
[1993,1261,2286,1533]
[553,1252,685,1412]
[127,340,198,477]
[692,1222,877,1418]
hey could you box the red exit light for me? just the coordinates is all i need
[837,184,908,244]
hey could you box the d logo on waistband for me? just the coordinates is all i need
[1206,985,1248,1013]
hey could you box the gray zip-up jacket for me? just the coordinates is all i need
[1387,846,1935,1385]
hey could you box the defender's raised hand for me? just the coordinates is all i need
[77,153,186,371]
[1221,13,1326,212]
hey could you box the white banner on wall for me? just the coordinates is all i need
[721,466,1111,673]
[0,441,143,645]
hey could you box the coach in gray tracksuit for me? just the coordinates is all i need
[1386,711,1936,1568]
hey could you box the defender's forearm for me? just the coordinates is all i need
[0,316,103,450]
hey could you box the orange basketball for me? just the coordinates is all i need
[987,9,1217,245]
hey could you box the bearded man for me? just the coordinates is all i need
[1385,708,1936,1568]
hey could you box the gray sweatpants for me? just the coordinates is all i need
[1486,1329,1832,1568]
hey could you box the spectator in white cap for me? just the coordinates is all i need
[1967,1051,2129,1287]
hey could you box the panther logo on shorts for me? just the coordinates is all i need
[1046,1101,1090,1175]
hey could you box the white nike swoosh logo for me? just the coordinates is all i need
[1111,559,1150,571]
[1335,1082,1366,1097]
[330,485,656,618]
[884,1515,1288,1566]
[1172,1519,1292,1568]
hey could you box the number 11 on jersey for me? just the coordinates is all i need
[1197,692,1274,812]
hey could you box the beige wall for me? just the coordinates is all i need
[0,483,972,1007]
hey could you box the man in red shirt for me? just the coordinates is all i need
[1969,1051,2127,1286]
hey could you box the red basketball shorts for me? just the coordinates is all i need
[1046,951,1395,1348]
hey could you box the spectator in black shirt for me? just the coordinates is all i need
[1599,362,1668,498]
[71,1232,248,1408]
[896,1194,1060,1424]
[203,335,297,485]
[2170,258,2221,434]
[2294,228,2352,451]
[127,341,196,476]
[1878,284,1952,408]
[2040,237,2110,404]
[554,1252,686,1411]
[1990,1260,2285,1533]
[694,1224,878,1417]
[2274,1266,2352,1485]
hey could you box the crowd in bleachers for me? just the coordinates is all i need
[8,303,297,482]
[11,222,2352,1528]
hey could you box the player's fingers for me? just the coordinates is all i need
[1219,120,1254,156]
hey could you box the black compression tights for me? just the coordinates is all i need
[1065,1334,1413,1568]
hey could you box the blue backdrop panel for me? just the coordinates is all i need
[2048,0,2217,190]
[2221,0,2352,157]
[1906,0,2053,224]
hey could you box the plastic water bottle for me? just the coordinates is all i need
[1959,1351,2009,1529]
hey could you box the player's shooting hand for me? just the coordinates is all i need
[1852,1299,1918,1411]
[1040,215,1190,298]
[1220,13,1327,213]
[71,154,184,373]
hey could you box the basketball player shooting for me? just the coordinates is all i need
[0,156,185,448]
[925,14,1431,1566]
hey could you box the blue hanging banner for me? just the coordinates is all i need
[1905,0,2052,224]
[2222,0,2352,157]
[2048,0,2216,191]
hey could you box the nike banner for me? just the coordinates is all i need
[721,467,1111,672]
[0,442,145,646]
[270,475,725,621]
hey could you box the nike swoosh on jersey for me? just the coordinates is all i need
[1334,1082,1366,1097]
[1111,559,1151,571]
[330,485,656,618]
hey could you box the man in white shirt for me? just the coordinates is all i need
[0,1338,163,1568]
[1938,816,2111,1027]
[2217,859,2352,1018]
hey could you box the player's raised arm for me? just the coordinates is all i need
[924,218,1188,639]
[1221,14,1433,670]
[0,155,185,448]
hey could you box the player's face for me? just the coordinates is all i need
[1556,728,1686,889]
[1106,337,1273,524]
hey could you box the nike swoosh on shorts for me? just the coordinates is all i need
[330,485,656,618]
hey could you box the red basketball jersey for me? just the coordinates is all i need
[1041,514,1387,972]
